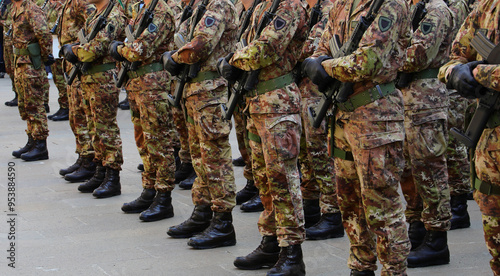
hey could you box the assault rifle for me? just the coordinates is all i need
[221,0,280,120]
[64,0,115,85]
[167,0,209,107]
[50,12,61,34]
[40,0,49,10]
[308,0,385,128]
[450,32,500,148]
[179,0,195,25]
[396,0,428,88]
[114,0,160,88]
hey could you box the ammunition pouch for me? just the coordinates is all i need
[27,43,43,70]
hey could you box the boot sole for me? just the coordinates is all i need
[93,191,121,198]
[166,231,202,239]
[407,258,450,268]
[139,212,174,222]
[21,154,49,162]
[233,262,277,270]
[187,239,236,249]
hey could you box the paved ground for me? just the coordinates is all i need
[0,76,494,275]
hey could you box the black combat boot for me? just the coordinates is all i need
[306,212,344,240]
[267,244,306,276]
[350,270,375,276]
[21,139,49,161]
[240,194,264,212]
[175,162,194,183]
[236,179,258,205]
[187,212,236,249]
[64,157,97,182]
[167,205,213,238]
[121,188,156,213]
[408,221,426,250]
[78,164,106,193]
[59,155,83,176]
[303,199,321,228]
[179,173,196,190]
[407,230,450,267]
[93,167,121,198]
[50,108,69,121]
[118,97,130,110]
[5,92,18,106]
[12,134,34,158]
[232,156,246,167]
[44,104,50,113]
[139,191,174,222]
[234,236,280,270]
[450,194,471,230]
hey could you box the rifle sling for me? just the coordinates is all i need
[127,62,163,79]
[337,81,395,112]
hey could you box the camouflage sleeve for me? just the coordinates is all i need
[172,1,230,65]
[120,4,175,62]
[231,1,300,71]
[474,64,500,92]
[29,5,52,60]
[74,8,126,62]
[401,5,451,72]
[299,4,330,61]
[321,1,404,83]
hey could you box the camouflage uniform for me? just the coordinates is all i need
[298,0,338,216]
[2,2,16,95]
[399,0,453,232]
[118,0,176,191]
[72,2,126,170]
[311,0,411,273]
[172,0,237,213]
[439,0,500,273]
[57,0,95,159]
[230,0,308,246]
[11,0,52,141]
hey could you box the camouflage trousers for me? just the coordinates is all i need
[129,89,176,192]
[447,92,471,196]
[172,103,191,163]
[184,85,235,212]
[234,104,253,180]
[14,66,49,140]
[67,80,94,158]
[401,107,451,231]
[299,97,338,214]
[4,36,16,94]
[80,79,122,170]
[247,112,305,247]
[51,58,69,109]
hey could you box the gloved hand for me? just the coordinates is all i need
[162,50,182,76]
[44,54,55,66]
[60,44,78,64]
[447,60,485,99]
[302,55,335,92]
[217,53,242,82]
[109,40,125,62]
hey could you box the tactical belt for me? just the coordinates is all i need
[189,71,219,83]
[486,110,500,129]
[127,62,163,79]
[412,68,439,80]
[248,73,294,96]
[338,81,395,112]
[187,115,194,124]
[13,47,29,55]
[475,177,500,196]
[84,63,115,75]
[248,131,261,144]
[332,147,354,161]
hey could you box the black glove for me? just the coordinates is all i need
[302,55,335,92]
[162,50,182,76]
[44,54,55,66]
[217,53,242,82]
[60,44,78,64]
[447,60,485,99]
[109,40,125,62]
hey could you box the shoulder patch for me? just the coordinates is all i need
[420,22,433,35]
[205,16,215,27]
[274,17,286,31]
[378,16,392,32]
[107,24,115,34]
[148,23,157,33]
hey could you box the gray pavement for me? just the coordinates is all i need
[0,76,493,275]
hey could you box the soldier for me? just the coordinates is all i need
[397,0,453,268]
[302,0,411,273]
[163,0,238,249]
[61,0,126,198]
[10,0,54,161]
[219,0,308,273]
[109,0,177,220]
[56,0,96,182]
[1,0,18,107]
[439,0,500,273]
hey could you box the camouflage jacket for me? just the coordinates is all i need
[447,0,468,40]
[313,0,411,96]
[439,0,500,92]
[57,0,95,46]
[45,0,64,28]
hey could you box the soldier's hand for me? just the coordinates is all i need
[447,61,485,99]
[162,50,181,76]
[217,53,242,82]
[302,56,335,92]
[60,44,78,64]
[44,54,55,66]
[109,41,125,62]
